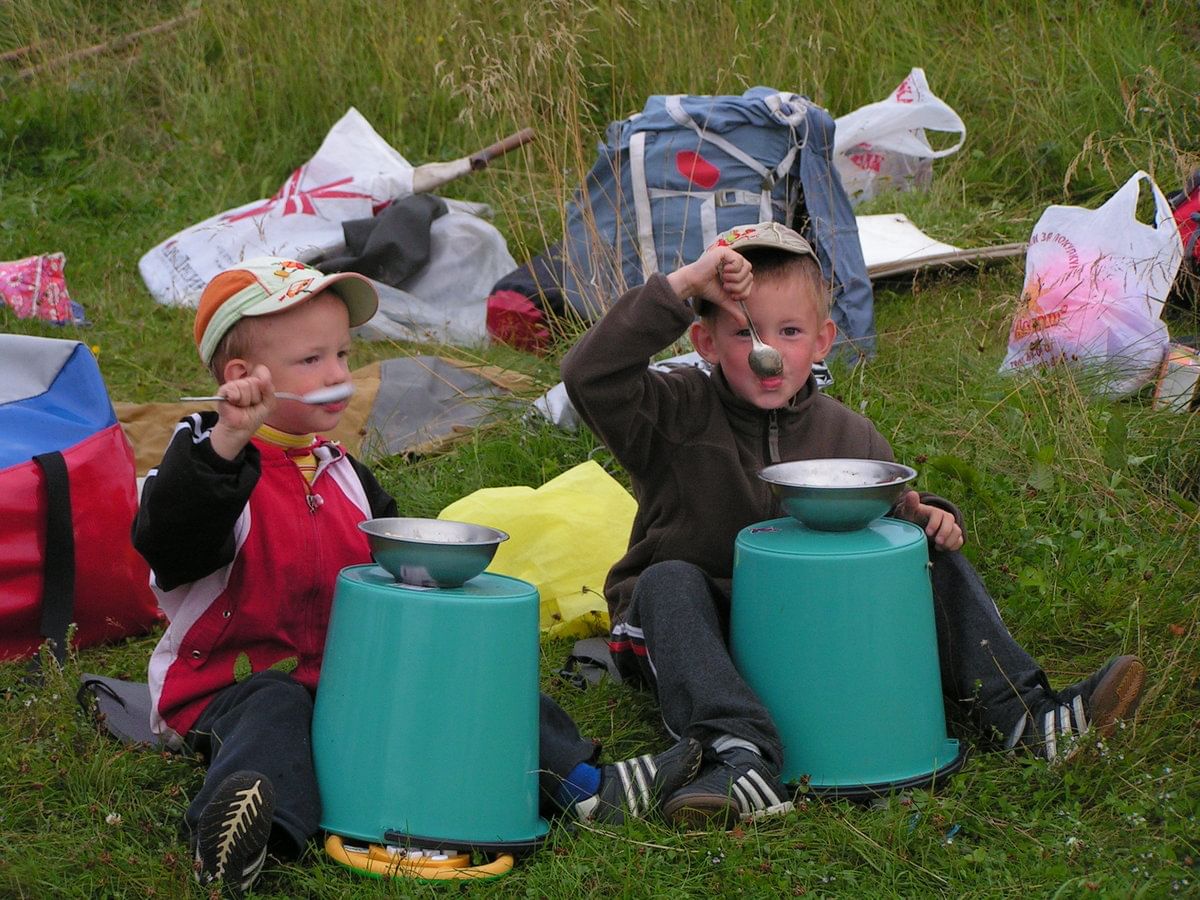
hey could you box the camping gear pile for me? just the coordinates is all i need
[311,531,547,880]
[730,459,964,797]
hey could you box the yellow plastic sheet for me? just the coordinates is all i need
[438,460,635,637]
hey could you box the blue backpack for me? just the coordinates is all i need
[560,87,875,358]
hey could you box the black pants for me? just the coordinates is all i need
[615,551,1053,772]
[185,671,597,853]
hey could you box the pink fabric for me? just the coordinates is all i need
[486,289,550,353]
[0,253,84,325]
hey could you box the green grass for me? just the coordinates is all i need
[2,0,1199,896]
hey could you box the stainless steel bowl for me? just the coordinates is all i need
[358,517,509,587]
[758,459,918,532]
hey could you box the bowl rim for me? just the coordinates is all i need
[357,516,510,547]
[758,458,918,490]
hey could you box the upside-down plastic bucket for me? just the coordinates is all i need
[731,517,963,797]
[312,564,548,851]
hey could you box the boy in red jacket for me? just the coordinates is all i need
[134,258,698,897]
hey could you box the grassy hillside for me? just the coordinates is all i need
[2,1,1198,896]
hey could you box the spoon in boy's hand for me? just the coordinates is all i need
[179,384,356,404]
[737,299,784,378]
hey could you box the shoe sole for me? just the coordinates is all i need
[663,794,795,830]
[195,771,275,897]
[1088,655,1146,738]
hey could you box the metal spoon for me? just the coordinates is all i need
[179,384,355,404]
[737,300,784,378]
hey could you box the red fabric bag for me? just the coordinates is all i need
[0,335,160,661]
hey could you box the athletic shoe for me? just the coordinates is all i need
[575,737,702,824]
[1005,655,1146,762]
[195,770,275,898]
[661,747,794,829]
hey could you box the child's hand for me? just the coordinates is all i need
[667,246,753,311]
[210,365,276,460]
[895,490,964,552]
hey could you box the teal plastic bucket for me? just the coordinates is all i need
[312,565,549,849]
[731,517,961,796]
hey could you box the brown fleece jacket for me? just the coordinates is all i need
[561,273,961,625]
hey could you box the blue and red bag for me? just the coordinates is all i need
[0,334,160,661]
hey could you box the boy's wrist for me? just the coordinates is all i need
[210,421,252,462]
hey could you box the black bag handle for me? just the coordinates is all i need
[32,451,75,666]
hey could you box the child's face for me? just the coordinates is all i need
[235,291,353,434]
[690,272,836,410]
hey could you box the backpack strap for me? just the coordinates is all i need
[32,451,75,666]
[628,130,659,279]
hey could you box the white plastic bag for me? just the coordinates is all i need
[833,68,965,205]
[138,108,413,306]
[999,170,1182,397]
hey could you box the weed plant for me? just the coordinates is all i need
[1,0,1198,897]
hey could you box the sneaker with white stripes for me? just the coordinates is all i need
[195,770,275,898]
[1005,655,1146,763]
[575,737,702,825]
[661,747,794,829]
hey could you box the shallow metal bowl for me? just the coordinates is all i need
[758,459,918,532]
[358,517,509,587]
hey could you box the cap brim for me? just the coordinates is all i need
[316,271,379,327]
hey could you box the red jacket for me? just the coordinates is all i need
[134,413,396,746]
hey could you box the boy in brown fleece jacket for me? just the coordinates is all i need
[560,221,1146,828]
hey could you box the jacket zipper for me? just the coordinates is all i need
[765,410,780,464]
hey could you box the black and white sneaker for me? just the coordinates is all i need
[1005,655,1146,762]
[195,770,275,898]
[661,747,794,829]
[575,737,702,825]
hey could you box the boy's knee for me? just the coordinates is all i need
[633,560,713,619]
[240,669,314,717]
[638,560,707,592]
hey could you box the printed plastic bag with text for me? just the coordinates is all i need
[999,171,1182,397]
[832,68,965,206]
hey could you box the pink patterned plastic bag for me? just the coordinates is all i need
[0,253,85,325]
[1000,171,1182,397]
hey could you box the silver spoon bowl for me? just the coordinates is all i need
[737,300,784,377]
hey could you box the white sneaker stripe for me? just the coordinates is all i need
[642,753,657,780]
[1058,704,1072,737]
[744,768,783,807]
[1072,695,1088,734]
[1043,710,1057,761]
[629,756,652,810]
[736,775,766,811]
[731,779,753,812]
[616,760,639,817]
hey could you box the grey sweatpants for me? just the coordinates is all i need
[614,551,1053,772]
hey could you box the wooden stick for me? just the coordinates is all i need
[468,127,536,171]
[16,9,200,80]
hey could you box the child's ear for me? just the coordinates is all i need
[221,358,251,384]
[815,317,837,360]
[690,320,719,364]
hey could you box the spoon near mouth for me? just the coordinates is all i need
[737,299,784,378]
[179,384,355,405]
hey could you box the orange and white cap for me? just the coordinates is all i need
[194,257,378,364]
